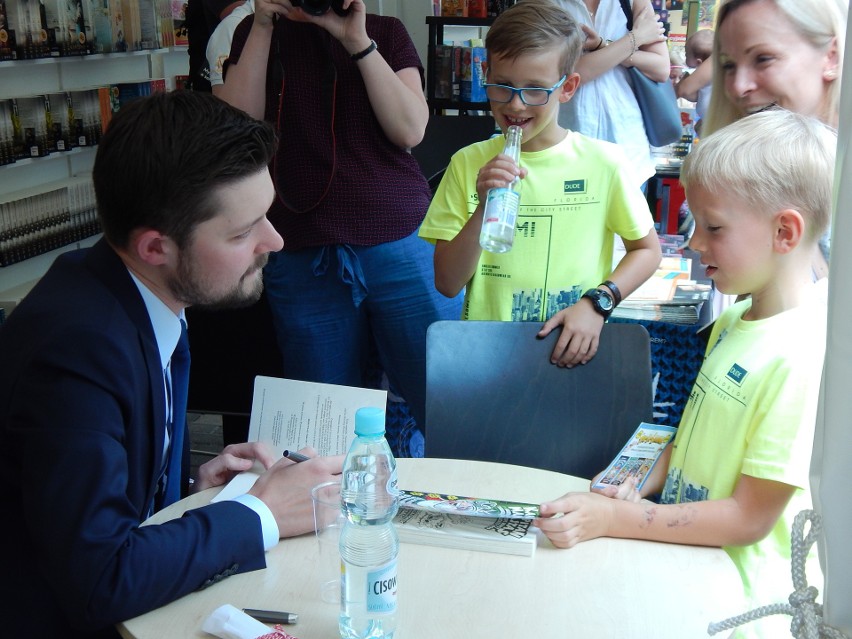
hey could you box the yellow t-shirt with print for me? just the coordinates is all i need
[662,281,828,639]
[419,131,654,322]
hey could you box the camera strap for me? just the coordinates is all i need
[271,26,339,214]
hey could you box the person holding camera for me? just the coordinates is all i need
[218,0,462,451]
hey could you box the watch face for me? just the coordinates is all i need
[598,290,614,311]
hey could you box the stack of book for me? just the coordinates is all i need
[612,255,712,325]
[394,490,538,557]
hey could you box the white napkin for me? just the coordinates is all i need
[202,604,272,639]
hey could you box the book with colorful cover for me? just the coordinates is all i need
[398,490,539,519]
[393,507,536,557]
[592,422,677,492]
[393,490,539,557]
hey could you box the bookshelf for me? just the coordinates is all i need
[425,16,493,115]
[0,48,188,313]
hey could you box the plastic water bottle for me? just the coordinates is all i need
[479,125,523,253]
[339,407,399,639]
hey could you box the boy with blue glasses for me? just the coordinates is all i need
[419,0,661,367]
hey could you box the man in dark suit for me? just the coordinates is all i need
[0,90,342,639]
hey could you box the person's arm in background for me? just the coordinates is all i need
[573,0,668,83]
[215,0,282,117]
[308,0,428,148]
[676,56,712,101]
[537,228,662,367]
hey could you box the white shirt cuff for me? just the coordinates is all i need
[232,493,280,551]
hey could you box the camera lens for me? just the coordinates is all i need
[294,0,332,15]
[292,0,349,16]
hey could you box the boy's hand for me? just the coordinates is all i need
[535,492,616,549]
[593,476,643,502]
[537,301,604,367]
[476,152,527,204]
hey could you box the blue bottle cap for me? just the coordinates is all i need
[354,407,386,436]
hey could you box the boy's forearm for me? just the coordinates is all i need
[609,234,662,299]
[433,207,485,297]
[608,496,745,547]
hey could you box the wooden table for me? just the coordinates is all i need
[119,458,743,639]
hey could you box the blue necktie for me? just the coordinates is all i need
[163,320,190,507]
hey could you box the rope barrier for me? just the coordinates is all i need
[707,510,849,639]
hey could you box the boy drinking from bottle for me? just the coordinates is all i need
[536,109,833,639]
[418,0,661,368]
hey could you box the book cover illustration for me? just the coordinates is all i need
[593,422,677,492]
[398,489,539,520]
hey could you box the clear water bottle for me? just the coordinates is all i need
[479,125,523,254]
[339,407,399,639]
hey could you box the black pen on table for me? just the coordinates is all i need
[243,608,298,625]
[283,449,311,463]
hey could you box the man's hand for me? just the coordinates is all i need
[249,451,344,537]
[537,299,604,368]
[195,441,278,493]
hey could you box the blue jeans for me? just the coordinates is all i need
[263,231,463,434]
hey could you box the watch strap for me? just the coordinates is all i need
[582,288,613,319]
[601,280,622,306]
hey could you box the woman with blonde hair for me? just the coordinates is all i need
[703,0,846,136]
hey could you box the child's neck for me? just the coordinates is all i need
[743,258,820,321]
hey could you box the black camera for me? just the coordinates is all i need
[291,0,350,16]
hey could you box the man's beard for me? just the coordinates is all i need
[169,253,268,310]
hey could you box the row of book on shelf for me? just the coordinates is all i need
[0,176,98,267]
[0,0,187,60]
[434,39,487,102]
[436,0,515,17]
[0,78,172,166]
[0,78,176,267]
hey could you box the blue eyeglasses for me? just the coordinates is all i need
[483,75,567,106]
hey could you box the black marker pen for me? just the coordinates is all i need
[283,450,310,463]
[243,608,298,625]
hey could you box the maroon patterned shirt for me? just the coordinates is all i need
[228,15,432,250]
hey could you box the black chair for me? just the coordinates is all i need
[186,292,282,445]
[411,114,496,190]
[425,321,653,479]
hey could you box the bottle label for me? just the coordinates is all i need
[366,559,398,614]
[483,187,520,228]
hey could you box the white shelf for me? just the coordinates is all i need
[0,49,187,311]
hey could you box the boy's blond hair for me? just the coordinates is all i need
[681,109,835,243]
[486,0,583,77]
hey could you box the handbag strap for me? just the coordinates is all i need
[618,0,633,31]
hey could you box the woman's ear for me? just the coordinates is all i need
[823,36,839,81]
[773,209,805,254]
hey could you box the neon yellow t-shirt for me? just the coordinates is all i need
[418,131,654,321]
[661,281,828,639]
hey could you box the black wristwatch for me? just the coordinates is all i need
[582,287,615,319]
[601,279,622,306]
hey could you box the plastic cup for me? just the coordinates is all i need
[311,480,343,604]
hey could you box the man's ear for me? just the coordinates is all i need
[773,209,805,254]
[559,73,581,103]
[131,228,174,267]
